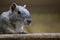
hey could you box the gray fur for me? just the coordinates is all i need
[0,3,32,34]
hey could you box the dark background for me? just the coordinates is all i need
[0,0,60,33]
[0,0,60,13]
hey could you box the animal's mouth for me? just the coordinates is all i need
[27,20,32,25]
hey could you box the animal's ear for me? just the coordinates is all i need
[11,3,16,12]
[23,5,26,8]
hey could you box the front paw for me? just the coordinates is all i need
[18,32,27,34]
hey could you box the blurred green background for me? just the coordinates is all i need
[0,0,60,33]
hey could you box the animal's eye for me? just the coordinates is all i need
[18,11,21,14]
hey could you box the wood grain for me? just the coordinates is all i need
[0,33,60,38]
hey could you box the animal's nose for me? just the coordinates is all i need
[27,20,31,24]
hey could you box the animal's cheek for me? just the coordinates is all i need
[24,19,27,23]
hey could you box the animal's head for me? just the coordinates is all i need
[10,3,32,25]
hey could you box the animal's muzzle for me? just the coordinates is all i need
[27,20,32,25]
